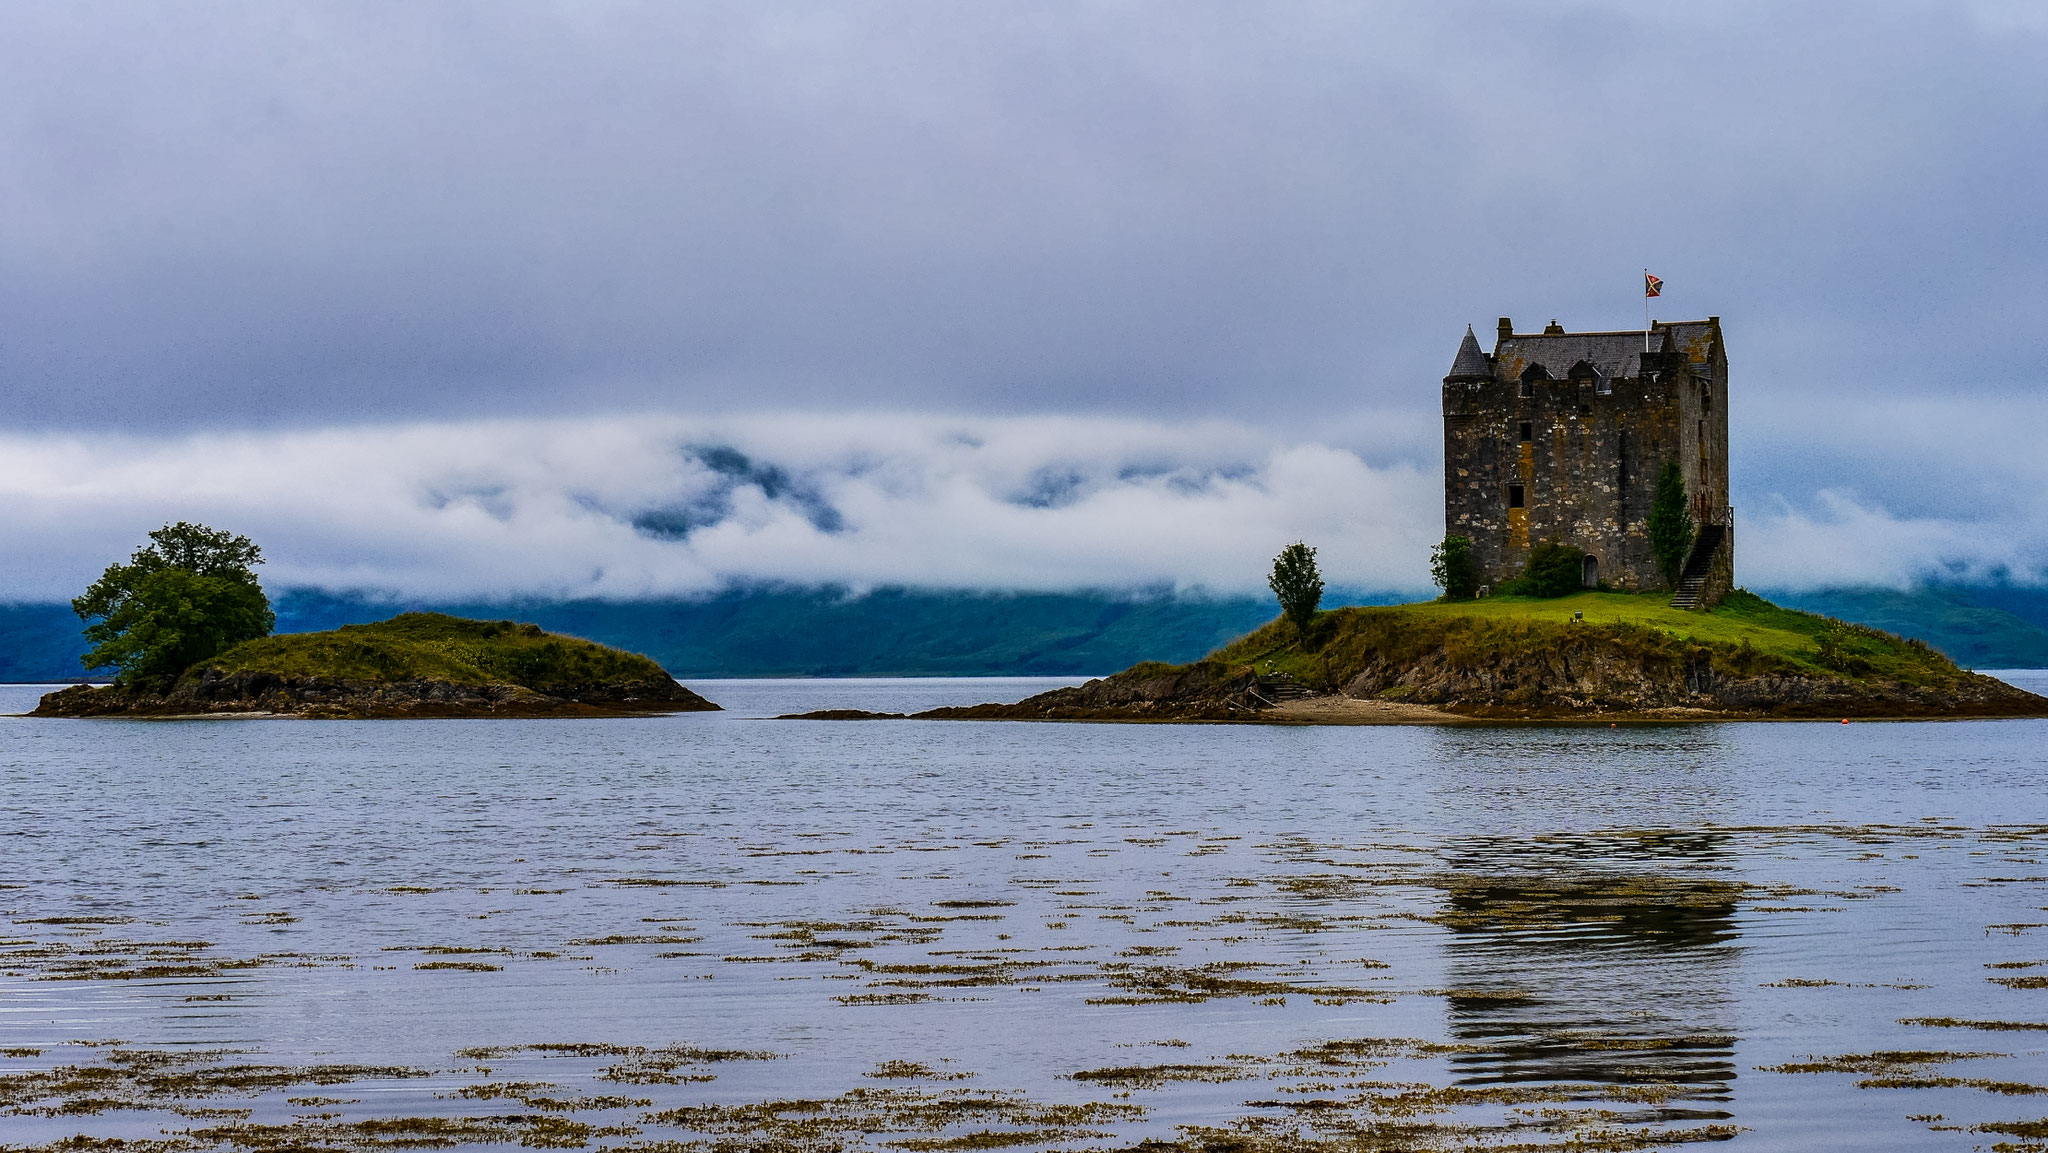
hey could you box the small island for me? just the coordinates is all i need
[792,590,2048,723]
[33,521,719,720]
[33,612,720,719]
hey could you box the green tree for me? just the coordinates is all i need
[1268,541,1324,637]
[1648,461,1695,588]
[72,522,275,689]
[1429,535,1478,600]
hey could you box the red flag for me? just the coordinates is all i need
[1644,273,1663,298]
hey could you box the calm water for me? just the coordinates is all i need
[4,675,2048,1152]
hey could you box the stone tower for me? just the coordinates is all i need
[1441,317,1733,606]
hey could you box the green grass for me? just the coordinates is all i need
[191,612,670,691]
[1195,588,1969,692]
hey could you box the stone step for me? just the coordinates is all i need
[1253,673,1316,702]
[1670,525,1726,608]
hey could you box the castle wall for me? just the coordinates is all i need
[1442,320,1729,596]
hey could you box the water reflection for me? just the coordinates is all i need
[1434,830,1740,1112]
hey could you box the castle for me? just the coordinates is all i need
[1441,317,1733,607]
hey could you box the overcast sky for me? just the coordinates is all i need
[3,2,2044,598]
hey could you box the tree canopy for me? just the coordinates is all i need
[72,522,275,688]
[1268,541,1324,637]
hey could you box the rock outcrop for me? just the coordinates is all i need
[903,654,2044,723]
[1328,635,2044,720]
[914,662,1265,722]
[33,670,718,719]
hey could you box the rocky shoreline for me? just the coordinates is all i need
[32,669,720,719]
[782,644,2048,724]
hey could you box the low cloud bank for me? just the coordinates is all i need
[1,410,2040,603]
[1743,491,2048,591]
[0,414,1436,601]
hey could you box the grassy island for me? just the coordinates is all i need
[904,590,2047,723]
[1225,590,1969,693]
[33,613,720,718]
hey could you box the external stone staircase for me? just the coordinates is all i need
[1669,523,1727,610]
[1250,671,1316,706]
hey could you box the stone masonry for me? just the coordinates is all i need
[1442,316,1732,605]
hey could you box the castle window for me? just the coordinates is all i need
[1518,364,1549,399]
[1518,421,1533,442]
[1508,484,1525,509]
[1519,380,1532,399]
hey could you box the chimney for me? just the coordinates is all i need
[1543,319,1564,334]
[1497,317,1513,344]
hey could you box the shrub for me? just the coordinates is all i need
[1500,542,1585,598]
[1429,535,1478,600]
[1814,619,1853,671]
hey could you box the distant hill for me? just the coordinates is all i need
[5,582,2047,682]
[1761,586,2048,669]
[0,587,1295,681]
[0,603,95,683]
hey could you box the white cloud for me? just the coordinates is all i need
[1731,393,2048,589]
[0,413,1440,601]
[1741,490,2048,590]
[5,402,2043,603]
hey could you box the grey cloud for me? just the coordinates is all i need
[628,444,844,539]
[2,3,2042,600]
[0,2,2040,436]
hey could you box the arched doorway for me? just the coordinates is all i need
[1581,554,1600,588]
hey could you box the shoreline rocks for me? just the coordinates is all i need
[785,654,2048,725]
[31,670,719,719]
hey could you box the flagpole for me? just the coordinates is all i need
[1643,268,1650,353]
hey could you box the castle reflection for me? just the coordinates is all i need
[1433,829,1741,1112]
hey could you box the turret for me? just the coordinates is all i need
[1444,325,1490,383]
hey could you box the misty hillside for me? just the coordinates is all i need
[6,584,2048,683]
[0,588,1284,682]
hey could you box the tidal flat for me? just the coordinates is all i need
[3,675,2048,1152]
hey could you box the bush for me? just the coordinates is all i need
[1500,542,1585,598]
[1810,618,1894,676]
[1430,535,1478,600]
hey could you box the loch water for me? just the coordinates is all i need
[4,675,2048,1152]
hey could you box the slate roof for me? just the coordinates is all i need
[1446,325,1489,379]
[1492,321,1718,381]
